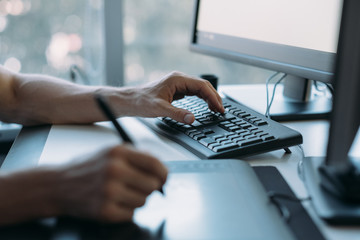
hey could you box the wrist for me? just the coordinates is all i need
[24,167,62,218]
[96,85,140,117]
[0,168,61,225]
[37,167,63,217]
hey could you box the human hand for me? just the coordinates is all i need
[130,71,224,124]
[53,145,168,222]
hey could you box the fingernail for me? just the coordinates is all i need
[184,113,194,124]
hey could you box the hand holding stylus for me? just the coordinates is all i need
[94,93,166,195]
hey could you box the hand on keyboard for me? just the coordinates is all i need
[131,71,224,124]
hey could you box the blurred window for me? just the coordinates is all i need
[0,0,105,85]
[123,0,270,86]
[0,0,270,86]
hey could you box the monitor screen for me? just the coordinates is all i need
[191,0,343,83]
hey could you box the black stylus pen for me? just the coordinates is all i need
[94,94,164,195]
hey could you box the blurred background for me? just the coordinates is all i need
[0,0,271,86]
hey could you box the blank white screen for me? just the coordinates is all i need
[198,0,342,53]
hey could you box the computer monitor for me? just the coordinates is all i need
[190,0,343,121]
[302,0,360,224]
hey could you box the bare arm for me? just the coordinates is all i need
[0,66,136,125]
[0,66,223,126]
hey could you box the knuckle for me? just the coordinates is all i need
[205,80,212,87]
[200,79,209,88]
[163,71,183,83]
[104,160,123,179]
[146,155,158,165]
[107,145,124,158]
[133,196,146,207]
[107,146,118,157]
[169,70,181,77]
[173,108,184,119]
[104,183,116,199]
[149,178,161,191]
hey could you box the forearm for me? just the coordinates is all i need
[1,68,224,126]
[0,168,60,225]
[7,72,139,125]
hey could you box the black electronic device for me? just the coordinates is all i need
[190,0,343,120]
[139,96,302,159]
[301,0,360,224]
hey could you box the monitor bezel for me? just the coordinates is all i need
[189,0,337,84]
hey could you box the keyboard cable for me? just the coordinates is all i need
[265,72,287,118]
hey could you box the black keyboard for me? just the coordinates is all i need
[139,96,302,159]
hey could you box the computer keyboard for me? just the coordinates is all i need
[139,96,303,159]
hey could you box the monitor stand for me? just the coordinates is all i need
[221,76,332,121]
[301,157,360,225]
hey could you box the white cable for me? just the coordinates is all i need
[265,72,287,118]
[267,73,287,118]
[265,72,281,117]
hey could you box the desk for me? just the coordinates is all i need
[1,106,360,239]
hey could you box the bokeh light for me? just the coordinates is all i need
[4,57,21,72]
[0,0,30,16]
[124,17,136,45]
[89,0,102,10]
[0,15,7,32]
[46,32,82,70]
[126,63,145,82]
[1,0,103,84]
[0,0,8,16]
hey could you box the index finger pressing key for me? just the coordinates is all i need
[175,76,224,113]
[192,78,224,113]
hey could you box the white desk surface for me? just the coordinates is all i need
[37,116,360,240]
